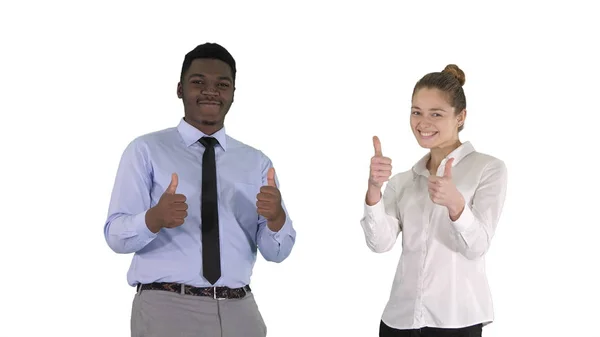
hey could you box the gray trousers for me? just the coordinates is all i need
[131,288,267,337]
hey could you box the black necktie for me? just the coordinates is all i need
[199,137,221,285]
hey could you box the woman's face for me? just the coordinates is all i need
[410,87,465,149]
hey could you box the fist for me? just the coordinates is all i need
[256,167,284,222]
[369,136,393,189]
[427,158,463,209]
[148,173,188,232]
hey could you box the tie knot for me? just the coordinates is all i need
[199,137,219,148]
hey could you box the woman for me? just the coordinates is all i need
[360,64,508,337]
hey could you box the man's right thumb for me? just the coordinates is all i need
[166,173,178,194]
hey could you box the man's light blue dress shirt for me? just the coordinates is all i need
[104,118,296,288]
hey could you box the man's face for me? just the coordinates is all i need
[177,58,235,133]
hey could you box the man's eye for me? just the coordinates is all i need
[218,83,230,88]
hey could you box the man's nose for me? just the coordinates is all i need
[201,87,219,96]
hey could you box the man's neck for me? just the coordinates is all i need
[184,117,223,136]
[197,125,222,136]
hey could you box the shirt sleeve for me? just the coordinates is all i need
[449,159,508,259]
[256,156,296,263]
[103,139,158,254]
[360,181,402,253]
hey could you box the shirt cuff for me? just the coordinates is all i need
[134,210,158,240]
[364,198,387,222]
[450,205,476,233]
[264,215,293,244]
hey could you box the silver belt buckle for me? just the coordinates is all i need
[213,287,226,300]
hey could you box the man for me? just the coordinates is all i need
[104,42,296,337]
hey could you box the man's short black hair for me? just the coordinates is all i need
[180,43,237,82]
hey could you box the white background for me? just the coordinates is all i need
[1,1,599,336]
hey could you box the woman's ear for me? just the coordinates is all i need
[457,109,467,125]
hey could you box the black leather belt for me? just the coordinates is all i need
[137,282,251,299]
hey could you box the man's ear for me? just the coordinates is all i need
[177,82,183,99]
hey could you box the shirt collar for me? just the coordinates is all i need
[412,141,475,178]
[177,118,228,151]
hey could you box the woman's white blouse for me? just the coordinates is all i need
[360,141,508,329]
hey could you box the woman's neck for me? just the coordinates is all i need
[427,139,462,174]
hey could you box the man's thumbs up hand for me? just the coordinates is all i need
[257,167,285,231]
[146,173,188,233]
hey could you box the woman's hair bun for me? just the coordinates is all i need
[442,64,465,86]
